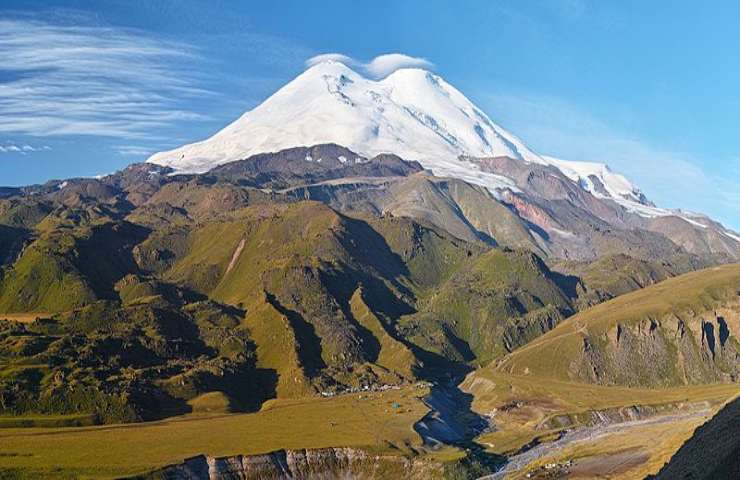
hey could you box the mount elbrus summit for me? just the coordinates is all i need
[149,61,740,262]
[0,60,738,480]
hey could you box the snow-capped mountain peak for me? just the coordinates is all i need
[148,60,650,211]
[147,60,542,188]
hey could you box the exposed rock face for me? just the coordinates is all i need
[282,172,545,254]
[573,300,740,386]
[466,155,740,262]
[207,144,423,190]
[640,214,740,262]
[142,447,440,479]
[499,186,692,263]
[489,264,740,388]
[472,156,629,226]
[540,402,711,431]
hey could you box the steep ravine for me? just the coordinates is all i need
[413,379,504,477]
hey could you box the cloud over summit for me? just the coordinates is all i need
[306,53,434,78]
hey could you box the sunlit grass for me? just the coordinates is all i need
[0,386,429,479]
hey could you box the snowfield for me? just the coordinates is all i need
[147,60,739,235]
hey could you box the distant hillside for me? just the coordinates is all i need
[147,60,740,263]
[493,264,740,387]
[1,145,738,425]
[0,166,581,422]
[398,248,575,366]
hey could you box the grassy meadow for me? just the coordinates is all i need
[0,386,429,479]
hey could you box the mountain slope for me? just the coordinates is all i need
[542,155,650,209]
[493,264,740,387]
[280,171,546,254]
[1,144,736,424]
[133,199,576,379]
[398,249,575,365]
[651,396,740,480]
[467,155,740,261]
[147,61,647,212]
[147,61,740,261]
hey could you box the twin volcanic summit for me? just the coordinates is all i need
[148,60,740,261]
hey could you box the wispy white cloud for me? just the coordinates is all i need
[0,142,51,154]
[115,145,153,157]
[481,89,740,229]
[0,18,211,139]
[365,54,434,78]
[306,53,434,79]
[306,53,355,68]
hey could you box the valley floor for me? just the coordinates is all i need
[0,386,429,479]
[463,371,739,479]
[483,407,710,479]
[2,372,736,480]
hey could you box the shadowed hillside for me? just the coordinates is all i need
[1,147,738,442]
[650,396,740,480]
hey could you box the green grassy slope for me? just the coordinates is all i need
[136,201,577,390]
[0,232,97,313]
[0,386,429,479]
[552,253,700,308]
[400,249,575,365]
[0,192,580,422]
[2,161,732,428]
[494,264,740,386]
[0,198,51,229]
[0,267,272,423]
[0,219,147,313]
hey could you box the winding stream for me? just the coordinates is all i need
[414,378,504,474]
[413,378,712,480]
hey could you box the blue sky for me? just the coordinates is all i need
[1,1,738,229]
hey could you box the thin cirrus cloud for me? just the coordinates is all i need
[306,53,434,78]
[115,145,154,157]
[0,18,210,140]
[0,142,51,154]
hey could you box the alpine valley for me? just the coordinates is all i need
[1,61,738,480]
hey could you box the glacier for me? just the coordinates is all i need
[147,60,694,221]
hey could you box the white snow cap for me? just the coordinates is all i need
[542,156,648,206]
[147,60,546,190]
[147,58,666,214]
